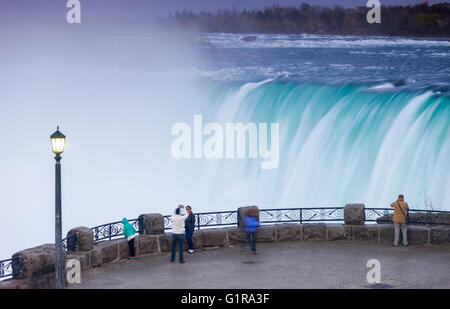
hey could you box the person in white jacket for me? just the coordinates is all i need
[170,205,189,263]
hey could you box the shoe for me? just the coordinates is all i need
[180,260,186,264]
[393,244,399,247]
[251,251,257,255]
[170,259,175,263]
[403,243,409,247]
[188,249,194,254]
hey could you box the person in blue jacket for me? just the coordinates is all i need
[122,217,137,262]
[244,209,260,254]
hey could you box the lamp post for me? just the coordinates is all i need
[50,126,66,289]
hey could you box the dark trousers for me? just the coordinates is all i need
[247,231,257,252]
[185,229,194,250]
[171,234,185,262]
[128,238,135,257]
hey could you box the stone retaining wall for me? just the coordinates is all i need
[1,204,449,289]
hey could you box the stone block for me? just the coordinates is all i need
[118,239,132,260]
[344,204,365,225]
[408,226,430,244]
[95,241,118,264]
[158,234,173,252]
[303,224,326,241]
[237,206,259,230]
[327,224,352,241]
[23,273,56,289]
[256,225,276,242]
[183,231,203,250]
[276,224,302,241]
[138,213,165,235]
[430,226,450,245]
[66,251,90,271]
[227,227,248,245]
[0,278,33,289]
[200,229,227,247]
[379,224,395,243]
[157,232,202,252]
[12,244,66,280]
[352,225,378,241]
[137,235,159,255]
[89,248,103,267]
[67,226,93,252]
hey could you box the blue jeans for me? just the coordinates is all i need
[185,229,194,250]
[171,234,185,262]
[247,231,257,252]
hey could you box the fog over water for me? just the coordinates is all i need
[0,2,449,259]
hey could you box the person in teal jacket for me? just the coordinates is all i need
[122,217,137,262]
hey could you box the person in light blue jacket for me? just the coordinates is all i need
[122,217,137,262]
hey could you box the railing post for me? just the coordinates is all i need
[138,217,143,234]
[109,223,112,241]
[300,209,303,224]
[217,213,222,225]
[197,214,200,230]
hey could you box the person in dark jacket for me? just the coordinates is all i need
[244,209,260,254]
[185,205,196,253]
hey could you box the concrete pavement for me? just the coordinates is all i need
[69,241,450,289]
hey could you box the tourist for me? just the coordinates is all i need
[185,205,196,253]
[122,217,137,262]
[390,194,409,247]
[170,205,189,263]
[244,208,260,254]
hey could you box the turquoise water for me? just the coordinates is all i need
[189,34,450,210]
[1,31,449,259]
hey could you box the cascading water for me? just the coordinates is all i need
[2,27,450,259]
[197,81,450,210]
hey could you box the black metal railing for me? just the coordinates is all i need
[164,210,239,231]
[2,207,449,280]
[259,207,345,224]
[62,233,77,251]
[163,207,346,230]
[159,207,450,231]
[0,257,18,280]
[366,208,450,225]
[365,208,392,222]
[92,218,142,242]
[408,209,450,225]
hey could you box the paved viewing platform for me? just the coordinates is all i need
[69,241,450,289]
[3,205,449,289]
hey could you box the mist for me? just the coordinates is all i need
[0,2,212,259]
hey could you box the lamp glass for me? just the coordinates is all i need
[51,137,65,154]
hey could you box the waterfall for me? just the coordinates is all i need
[197,81,450,210]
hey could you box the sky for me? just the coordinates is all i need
[0,0,440,18]
[124,0,437,13]
[0,0,439,32]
